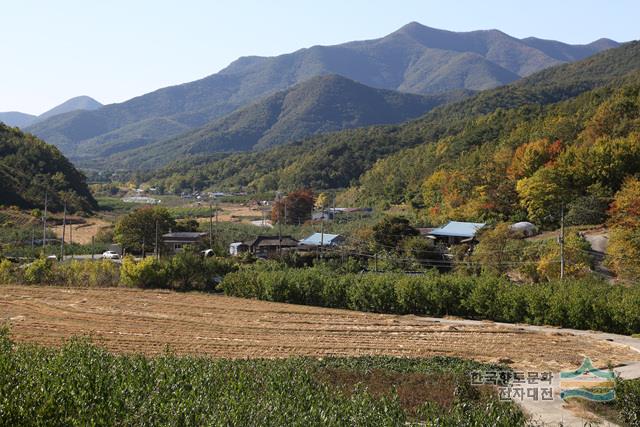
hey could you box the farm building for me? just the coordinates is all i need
[300,233,344,247]
[509,221,538,237]
[245,235,299,258]
[162,232,207,253]
[229,242,249,256]
[427,221,485,245]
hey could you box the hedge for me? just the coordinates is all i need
[220,266,640,335]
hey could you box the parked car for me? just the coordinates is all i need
[46,254,58,261]
[201,249,215,257]
[102,250,120,260]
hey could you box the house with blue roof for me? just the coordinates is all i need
[427,221,485,245]
[300,232,345,247]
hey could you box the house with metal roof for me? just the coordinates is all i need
[427,221,485,245]
[162,232,208,253]
[245,235,299,258]
[300,233,344,247]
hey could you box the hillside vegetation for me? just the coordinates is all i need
[145,41,640,215]
[73,75,471,169]
[0,124,96,212]
[27,22,616,163]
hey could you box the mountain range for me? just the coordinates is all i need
[24,22,618,165]
[0,96,102,128]
[78,75,472,168]
[143,41,640,196]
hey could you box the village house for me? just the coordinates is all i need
[162,231,208,254]
[244,235,299,258]
[427,221,485,245]
[300,232,344,247]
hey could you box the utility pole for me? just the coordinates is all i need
[42,190,48,251]
[560,203,565,281]
[277,192,282,256]
[215,202,219,248]
[209,203,213,249]
[142,236,145,258]
[320,203,325,260]
[155,219,159,261]
[60,201,67,260]
[91,236,95,260]
[69,220,73,259]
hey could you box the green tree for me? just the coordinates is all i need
[372,216,419,250]
[471,223,526,275]
[114,207,175,254]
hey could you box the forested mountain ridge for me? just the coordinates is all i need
[81,75,472,169]
[0,96,102,128]
[0,124,97,212]
[143,41,640,198]
[26,22,617,163]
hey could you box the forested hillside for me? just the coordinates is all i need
[144,41,640,214]
[0,124,97,212]
[71,75,471,169]
[27,22,616,163]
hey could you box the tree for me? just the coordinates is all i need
[372,216,418,250]
[471,223,525,275]
[606,177,640,282]
[516,167,567,225]
[114,206,175,254]
[314,193,328,210]
[536,233,592,281]
[271,189,314,225]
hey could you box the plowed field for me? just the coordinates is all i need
[1,286,636,370]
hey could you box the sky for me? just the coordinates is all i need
[2,0,638,114]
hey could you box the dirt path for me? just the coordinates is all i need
[0,286,636,373]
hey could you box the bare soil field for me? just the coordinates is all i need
[50,217,111,245]
[1,286,636,371]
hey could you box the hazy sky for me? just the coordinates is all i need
[2,0,638,114]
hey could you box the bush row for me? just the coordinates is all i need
[220,266,640,335]
[0,252,237,292]
[0,328,525,426]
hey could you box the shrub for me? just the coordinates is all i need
[120,257,168,289]
[0,259,14,284]
[616,378,640,426]
[220,265,640,335]
[23,258,55,285]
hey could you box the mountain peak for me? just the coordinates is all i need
[38,96,102,121]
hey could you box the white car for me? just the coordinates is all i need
[102,251,120,260]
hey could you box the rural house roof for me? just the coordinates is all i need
[162,232,207,242]
[300,233,343,246]
[246,235,299,248]
[428,221,485,238]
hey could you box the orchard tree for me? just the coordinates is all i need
[114,206,176,254]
